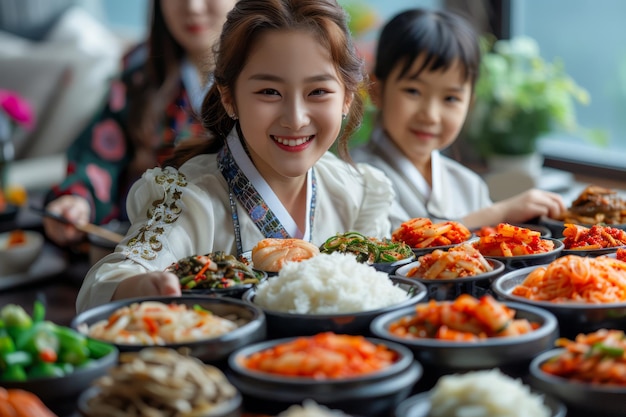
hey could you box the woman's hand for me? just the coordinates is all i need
[111,272,181,301]
[495,189,566,224]
[43,195,91,246]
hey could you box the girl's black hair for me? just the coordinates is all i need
[374,8,480,87]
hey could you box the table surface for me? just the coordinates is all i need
[1,181,624,417]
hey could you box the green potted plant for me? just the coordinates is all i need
[464,36,604,172]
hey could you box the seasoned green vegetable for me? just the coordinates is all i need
[320,231,414,264]
[167,251,262,289]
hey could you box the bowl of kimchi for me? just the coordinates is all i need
[491,256,626,339]
[559,223,626,257]
[392,243,505,300]
[529,329,626,417]
[228,332,422,417]
[71,295,266,364]
[391,218,476,258]
[369,294,558,390]
[473,224,564,271]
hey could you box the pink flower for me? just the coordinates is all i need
[0,89,35,130]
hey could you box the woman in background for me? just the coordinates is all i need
[43,0,237,246]
[352,8,564,229]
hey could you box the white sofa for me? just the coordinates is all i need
[0,6,123,190]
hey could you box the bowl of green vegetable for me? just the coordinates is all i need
[165,251,266,298]
[319,231,415,274]
[0,301,118,415]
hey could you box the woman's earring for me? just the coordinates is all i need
[230,113,238,120]
[341,113,347,120]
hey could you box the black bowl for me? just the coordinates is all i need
[491,265,626,338]
[393,259,505,301]
[1,341,118,415]
[561,243,626,258]
[228,336,422,417]
[77,385,242,417]
[242,277,427,339]
[0,203,19,223]
[370,301,558,385]
[71,295,266,364]
[483,237,564,271]
[540,215,626,239]
[529,348,626,417]
[411,235,478,258]
[181,270,268,299]
[394,389,566,417]
[472,222,553,239]
[370,253,416,275]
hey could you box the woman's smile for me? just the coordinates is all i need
[271,134,315,151]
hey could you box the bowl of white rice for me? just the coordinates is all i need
[394,369,566,417]
[242,252,427,338]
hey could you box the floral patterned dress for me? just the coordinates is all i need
[46,46,206,225]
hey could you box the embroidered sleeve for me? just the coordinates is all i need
[122,167,188,261]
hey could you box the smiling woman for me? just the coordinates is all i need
[75,0,397,313]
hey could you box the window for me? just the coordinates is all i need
[511,0,626,170]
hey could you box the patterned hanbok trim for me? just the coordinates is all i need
[123,167,188,260]
[218,143,316,255]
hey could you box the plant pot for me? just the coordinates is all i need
[487,152,544,178]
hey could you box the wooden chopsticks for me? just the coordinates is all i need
[29,206,125,244]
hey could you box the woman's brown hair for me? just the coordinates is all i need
[126,0,186,177]
[166,0,366,168]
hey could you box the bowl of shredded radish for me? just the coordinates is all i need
[71,295,266,363]
[492,255,626,338]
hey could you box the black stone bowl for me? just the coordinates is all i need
[71,295,266,364]
[227,336,422,417]
[529,348,626,417]
[483,237,564,271]
[540,215,626,239]
[394,390,566,417]
[0,340,118,416]
[392,259,505,301]
[77,385,242,417]
[242,277,427,339]
[370,301,558,389]
[181,270,268,299]
[370,253,416,275]
[491,265,626,338]
[410,235,478,258]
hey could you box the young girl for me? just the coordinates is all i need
[76,0,395,311]
[352,8,565,230]
[43,0,237,246]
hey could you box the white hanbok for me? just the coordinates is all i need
[352,127,492,230]
[76,128,395,311]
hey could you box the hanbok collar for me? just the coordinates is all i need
[180,58,213,113]
[218,128,315,253]
[371,126,442,199]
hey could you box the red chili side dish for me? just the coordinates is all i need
[240,332,397,379]
[389,294,538,341]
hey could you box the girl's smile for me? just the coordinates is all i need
[271,135,316,150]
[224,29,351,180]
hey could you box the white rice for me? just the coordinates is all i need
[253,252,408,314]
[277,400,351,417]
[429,369,550,417]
